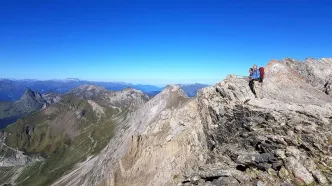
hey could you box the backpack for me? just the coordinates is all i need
[259,67,264,82]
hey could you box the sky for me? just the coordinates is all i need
[1,0,332,86]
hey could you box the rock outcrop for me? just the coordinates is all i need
[191,59,332,185]
[283,58,332,96]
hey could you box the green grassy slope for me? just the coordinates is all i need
[2,94,125,186]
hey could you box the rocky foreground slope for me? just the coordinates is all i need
[46,58,332,186]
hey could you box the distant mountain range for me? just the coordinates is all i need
[179,83,210,97]
[0,78,208,101]
[0,79,208,129]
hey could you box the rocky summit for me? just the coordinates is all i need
[1,58,332,186]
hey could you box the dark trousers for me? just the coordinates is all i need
[249,79,256,95]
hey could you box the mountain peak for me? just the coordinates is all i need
[164,84,182,91]
[160,84,187,97]
[23,88,34,97]
[21,88,42,100]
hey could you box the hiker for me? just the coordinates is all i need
[248,68,256,96]
[252,65,261,98]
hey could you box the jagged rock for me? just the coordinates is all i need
[189,175,201,184]
[312,170,328,184]
[278,167,290,179]
[280,182,292,186]
[254,180,266,186]
[285,157,314,185]
[213,176,239,185]
[324,76,332,95]
[195,169,232,178]
[284,58,332,96]
[236,152,277,171]
[275,149,286,159]
[267,168,278,177]
[285,146,306,160]
[203,182,214,186]
[229,169,250,184]
[303,158,317,173]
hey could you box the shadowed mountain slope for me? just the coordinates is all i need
[0,89,61,129]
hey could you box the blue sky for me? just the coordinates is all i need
[1,0,332,85]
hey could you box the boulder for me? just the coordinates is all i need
[285,157,314,185]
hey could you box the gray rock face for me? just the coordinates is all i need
[192,59,332,186]
[255,180,267,186]
[0,131,43,167]
[283,58,332,96]
[285,157,314,185]
[7,58,332,186]
[236,152,278,171]
[214,176,239,185]
[312,170,328,185]
[0,89,62,128]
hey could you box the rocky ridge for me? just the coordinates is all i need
[283,58,332,96]
[193,59,332,185]
[1,58,332,186]
[50,58,332,186]
[51,84,190,185]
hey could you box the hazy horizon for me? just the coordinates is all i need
[0,77,215,87]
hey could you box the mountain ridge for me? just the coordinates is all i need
[0,85,150,185]
[48,57,332,186]
[0,79,161,101]
[0,79,207,101]
[1,57,332,186]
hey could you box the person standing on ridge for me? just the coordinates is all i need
[248,68,256,97]
[252,64,261,98]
